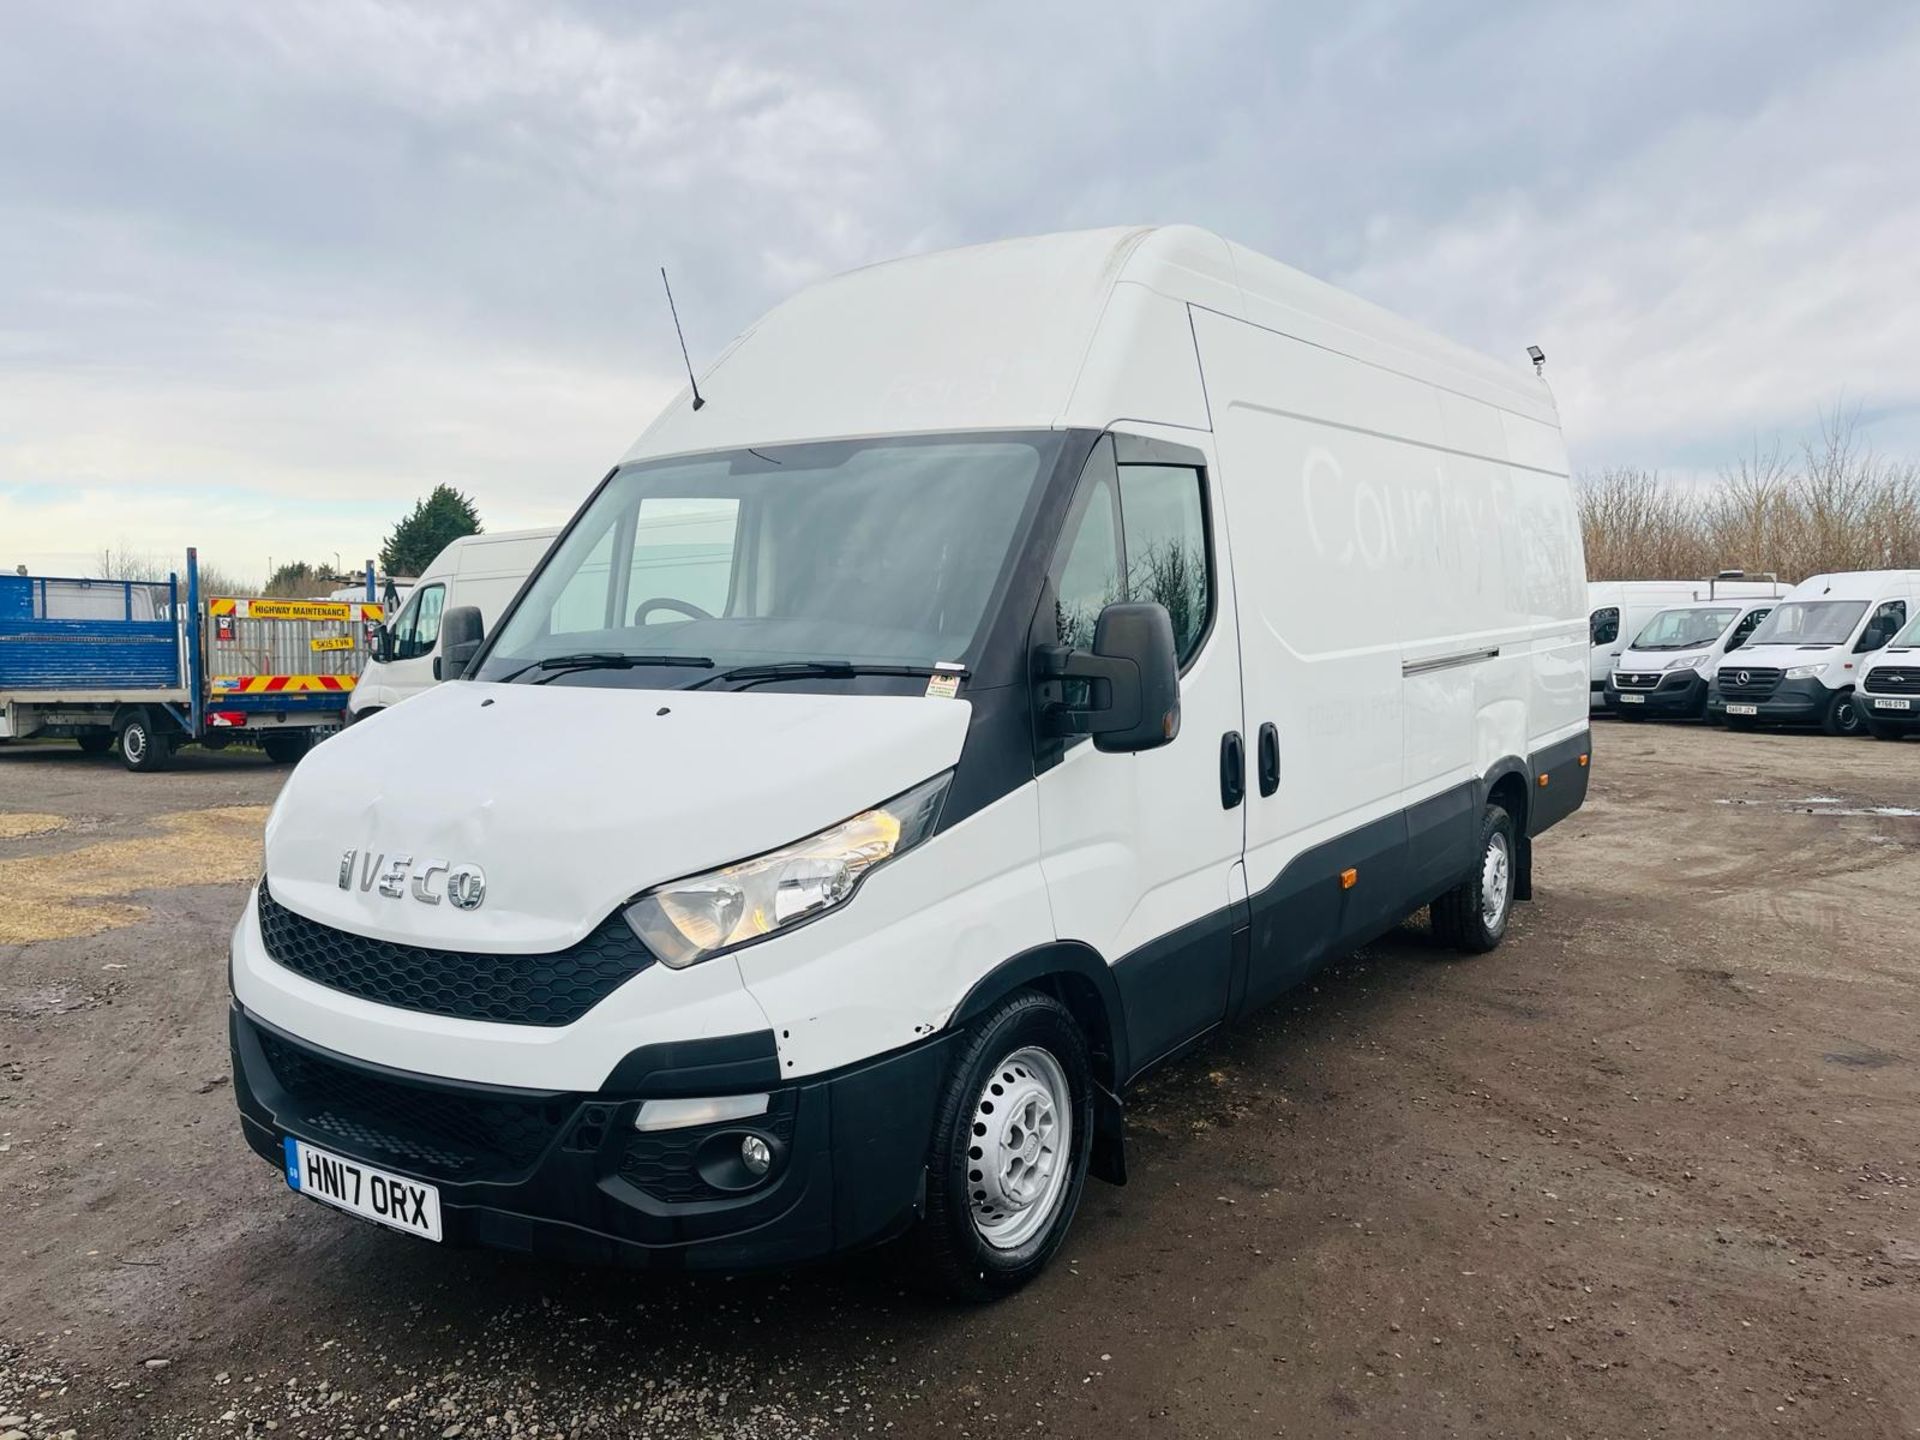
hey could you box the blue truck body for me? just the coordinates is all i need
[0,549,377,770]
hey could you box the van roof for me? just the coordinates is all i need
[624,226,1557,463]
[1780,569,1920,601]
[422,528,560,580]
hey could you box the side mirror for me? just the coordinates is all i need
[437,605,485,680]
[1037,601,1181,754]
[1856,624,1895,654]
[373,625,394,664]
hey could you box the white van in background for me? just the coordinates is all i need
[347,529,558,721]
[1708,570,1920,735]
[230,225,1591,1298]
[1586,577,1784,709]
[1603,597,1776,719]
[1857,610,1920,740]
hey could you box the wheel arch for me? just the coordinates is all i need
[948,941,1129,1185]
[1478,756,1534,901]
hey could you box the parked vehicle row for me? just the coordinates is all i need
[1593,569,1920,739]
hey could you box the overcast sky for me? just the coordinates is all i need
[4,0,1917,584]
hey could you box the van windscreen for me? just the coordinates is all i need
[1744,599,1868,647]
[474,433,1060,688]
[1631,607,1738,650]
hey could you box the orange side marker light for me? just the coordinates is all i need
[1339,867,1358,890]
[1578,753,1589,767]
[1537,774,1550,787]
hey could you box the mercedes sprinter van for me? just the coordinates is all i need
[1604,597,1776,719]
[230,226,1592,1298]
[1708,570,1920,734]
[348,529,558,722]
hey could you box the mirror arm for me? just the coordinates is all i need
[1034,645,1141,736]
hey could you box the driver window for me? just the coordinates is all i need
[1726,607,1768,651]
[1856,600,1908,652]
[392,584,444,661]
[1591,607,1619,646]
[627,498,741,624]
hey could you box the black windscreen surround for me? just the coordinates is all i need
[474,432,1069,689]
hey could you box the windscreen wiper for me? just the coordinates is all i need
[523,652,715,684]
[678,660,967,693]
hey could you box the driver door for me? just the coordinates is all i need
[1032,431,1245,1080]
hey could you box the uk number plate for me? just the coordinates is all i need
[1872,696,1912,710]
[1726,703,1758,716]
[283,1137,442,1241]
[1619,693,1645,704]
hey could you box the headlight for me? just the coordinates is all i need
[1662,652,1708,671]
[1785,662,1829,679]
[624,773,950,968]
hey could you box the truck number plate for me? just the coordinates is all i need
[283,1137,442,1241]
[1872,696,1912,710]
[1619,693,1645,704]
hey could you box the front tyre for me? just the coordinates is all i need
[1431,803,1517,954]
[1821,689,1864,738]
[916,991,1093,1301]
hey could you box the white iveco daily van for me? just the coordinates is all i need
[1604,597,1776,719]
[348,529,558,721]
[1707,570,1920,735]
[230,227,1591,1298]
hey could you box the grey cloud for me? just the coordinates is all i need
[2,0,1917,572]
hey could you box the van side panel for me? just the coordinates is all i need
[1192,306,1584,1000]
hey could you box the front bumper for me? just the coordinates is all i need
[1604,671,1707,717]
[231,1002,949,1269]
[1859,693,1920,732]
[1706,675,1831,724]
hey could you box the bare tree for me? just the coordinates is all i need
[1578,407,1920,581]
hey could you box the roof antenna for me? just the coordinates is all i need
[1527,345,1546,377]
[661,267,706,411]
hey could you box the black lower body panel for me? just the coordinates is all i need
[231,1003,947,1270]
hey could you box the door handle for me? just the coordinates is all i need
[1220,731,1245,809]
[1257,721,1280,797]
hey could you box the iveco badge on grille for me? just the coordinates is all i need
[338,848,485,910]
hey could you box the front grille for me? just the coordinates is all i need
[619,1099,798,1203]
[1614,671,1663,691]
[256,1027,573,1182]
[1864,666,1920,696]
[1717,666,1783,700]
[257,882,653,1027]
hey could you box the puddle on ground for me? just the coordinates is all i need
[1718,797,1920,818]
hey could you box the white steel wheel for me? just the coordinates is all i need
[1480,830,1513,932]
[967,1046,1073,1251]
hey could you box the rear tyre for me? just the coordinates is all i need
[1820,689,1864,738]
[261,731,311,765]
[1432,803,1517,954]
[77,733,113,755]
[915,991,1094,1301]
[118,714,172,772]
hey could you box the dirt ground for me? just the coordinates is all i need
[2,723,1917,1440]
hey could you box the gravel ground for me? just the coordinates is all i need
[2,723,1918,1438]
